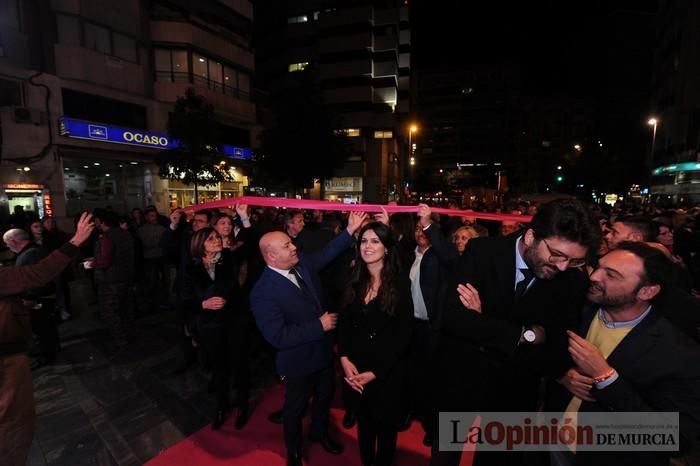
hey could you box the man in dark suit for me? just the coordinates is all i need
[552,242,700,466]
[251,211,366,466]
[430,199,601,466]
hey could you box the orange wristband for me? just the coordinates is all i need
[593,368,616,383]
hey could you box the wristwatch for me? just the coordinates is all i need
[522,327,537,343]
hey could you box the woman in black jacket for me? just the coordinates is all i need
[338,222,413,466]
[182,227,250,430]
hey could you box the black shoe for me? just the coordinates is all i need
[212,409,228,430]
[287,451,303,466]
[342,409,357,429]
[234,406,249,430]
[423,432,433,447]
[172,358,195,375]
[268,409,283,424]
[310,435,344,455]
[397,413,412,432]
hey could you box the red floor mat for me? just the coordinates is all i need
[145,384,475,466]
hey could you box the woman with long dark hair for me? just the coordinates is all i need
[338,222,413,466]
[182,226,250,430]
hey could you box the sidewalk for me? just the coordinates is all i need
[26,310,277,466]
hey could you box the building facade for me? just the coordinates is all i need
[649,0,700,203]
[0,0,255,226]
[254,0,410,203]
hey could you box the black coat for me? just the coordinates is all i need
[547,305,700,466]
[338,277,413,426]
[182,249,245,332]
[433,233,589,412]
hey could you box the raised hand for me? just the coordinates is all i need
[417,203,432,227]
[69,212,95,246]
[346,211,368,235]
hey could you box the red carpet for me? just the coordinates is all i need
[146,384,475,466]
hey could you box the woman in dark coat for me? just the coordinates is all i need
[338,222,413,466]
[182,227,250,430]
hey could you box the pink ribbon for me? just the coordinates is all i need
[180,196,532,223]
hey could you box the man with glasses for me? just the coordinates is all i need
[431,199,601,466]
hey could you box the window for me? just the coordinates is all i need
[288,62,309,72]
[313,11,320,20]
[113,33,137,62]
[287,15,309,24]
[56,15,80,46]
[62,88,147,129]
[238,73,250,94]
[210,61,224,92]
[84,23,111,54]
[335,128,361,137]
[0,78,22,106]
[172,50,188,81]
[154,49,173,81]
[374,130,393,139]
[193,54,209,85]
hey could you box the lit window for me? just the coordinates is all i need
[287,15,309,24]
[374,131,393,139]
[313,11,320,20]
[335,128,361,137]
[288,62,309,72]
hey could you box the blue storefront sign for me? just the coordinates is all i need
[59,117,252,161]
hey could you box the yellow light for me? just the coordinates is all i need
[573,144,582,151]
[648,118,658,126]
[410,125,418,133]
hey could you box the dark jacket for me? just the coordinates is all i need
[338,276,414,425]
[93,227,135,284]
[250,230,354,377]
[182,249,244,332]
[548,305,700,466]
[434,233,588,412]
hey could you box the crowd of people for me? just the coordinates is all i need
[1,197,700,466]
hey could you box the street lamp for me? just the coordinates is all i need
[407,124,418,193]
[647,117,658,159]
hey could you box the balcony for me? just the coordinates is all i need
[154,79,255,124]
[323,86,372,105]
[218,0,253,20]
[319,32,372,54]
[150,21,254,70]
[320,59,372,80]
[320,6,372,28]
[54,44,146,95]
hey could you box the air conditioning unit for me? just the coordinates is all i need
[13,107,44,125]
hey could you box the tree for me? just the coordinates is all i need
[257,71,348,193]
[158,88,232,204]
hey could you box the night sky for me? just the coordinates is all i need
[412,0,657,97]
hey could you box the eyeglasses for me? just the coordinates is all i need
[541,238,587,268]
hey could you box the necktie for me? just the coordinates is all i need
[289,267,318,307]
[514,268,535,302]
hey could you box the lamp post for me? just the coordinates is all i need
[647,117,658,170]
[408,124,417,196]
